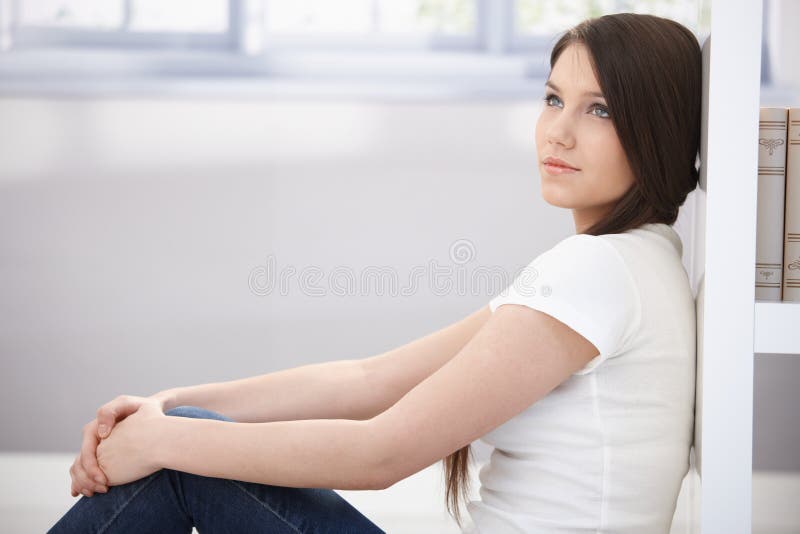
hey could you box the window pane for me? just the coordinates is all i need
[265,0,475,36]
[515,0,616,35]
[377,0,475,35]
[129,0,228,33]
[515,0,709,37]
[697,0,710,35]
[266,0,373,34]
[20,0,123,29]
[619,0,707,34]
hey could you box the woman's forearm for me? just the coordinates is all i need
[154,415,385,490]
[152,359,373,423]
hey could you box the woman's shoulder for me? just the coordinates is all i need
[544,232,633,276]
[598,223,684,257]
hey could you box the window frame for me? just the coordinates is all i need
[0,0,711,98]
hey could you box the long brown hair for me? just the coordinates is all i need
[442,12,702,527]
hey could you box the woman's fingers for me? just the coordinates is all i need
[70,393,155,497]
[68,422,110,497]
[96,395,145,439]
[80,420,108,486]
[70,458,108,496]
[70,455,99,497]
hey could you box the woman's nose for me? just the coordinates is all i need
[545,114,575,148]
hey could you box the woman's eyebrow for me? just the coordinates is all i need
[544,80,605,99]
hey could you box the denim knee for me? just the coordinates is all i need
[165,405,235,422]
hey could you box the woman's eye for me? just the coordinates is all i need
[543,93,610,119]
[542,93,561,107]
[591,105,610,118]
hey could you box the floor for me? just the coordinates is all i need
[1,453,797,533]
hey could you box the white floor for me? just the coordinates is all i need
[1,453,797,533]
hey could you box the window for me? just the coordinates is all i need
[11,0,231,49]
[259,0,480,52]
[20,0,123,30]
[512,0,710,50]
[19,0,229,33]
[267,0,475,36]
[0,0,712,97]
[7,0,482,52]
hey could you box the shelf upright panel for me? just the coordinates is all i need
[695,0,763,532]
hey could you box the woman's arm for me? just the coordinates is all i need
[81,358,375,496]
[94,305,493,490]
[359,305,491,414]
[155,305,491,424]
[154,358,374,423]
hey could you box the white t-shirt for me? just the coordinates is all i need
[462,223,696,534]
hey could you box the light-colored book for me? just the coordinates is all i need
[755,107,788,301]
[783,108,800,302]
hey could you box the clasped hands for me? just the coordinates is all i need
[69,395,167,497]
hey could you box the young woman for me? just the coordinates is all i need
[50,12,701,534]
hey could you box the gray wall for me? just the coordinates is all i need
[0,96,796,471]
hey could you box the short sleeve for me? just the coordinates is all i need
[489,234,642,375]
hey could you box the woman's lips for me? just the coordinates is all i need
[543,162,580,175]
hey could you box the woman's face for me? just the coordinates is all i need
[535,42,636,233]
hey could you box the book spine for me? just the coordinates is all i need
[755,107,788,300]
[783,108,800,301]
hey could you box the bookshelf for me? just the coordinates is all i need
[754,301,800,354]
[690,0,799,533]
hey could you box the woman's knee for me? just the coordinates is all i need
[165,405,235,422]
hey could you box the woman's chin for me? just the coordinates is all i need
[540,185,576,209]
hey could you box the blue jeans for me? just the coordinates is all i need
[48,406,386,533]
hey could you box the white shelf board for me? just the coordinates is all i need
[754,301,800,355]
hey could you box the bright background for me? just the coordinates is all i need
[0,1,798,532]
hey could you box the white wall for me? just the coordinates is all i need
[0,96,795,471]
[0,96,567,458]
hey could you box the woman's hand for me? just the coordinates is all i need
[95,399,167,487]
[69,393,172,497]
[69,418,110,497]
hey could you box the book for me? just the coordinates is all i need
[755,107,788,300]
[782,108,800,301]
